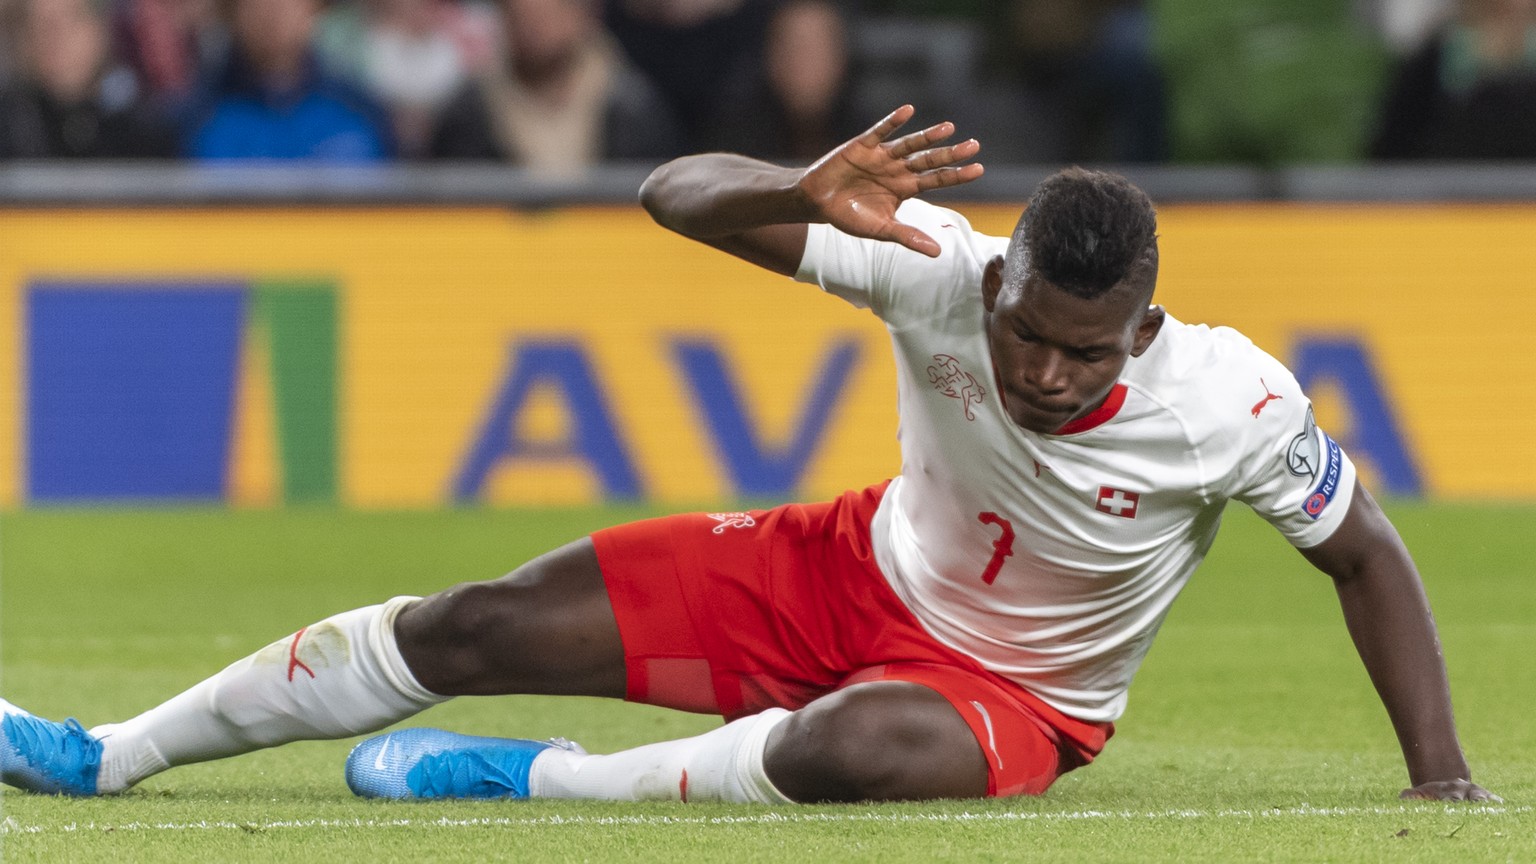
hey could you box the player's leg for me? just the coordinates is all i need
[2,596,441,797]
[349,707,796,802]
[762,681,988,801]
[348,679,986,803]
[1,538,624,796]
[531,681,989,802]
[528,665,1067,802]
[529,679,988,802]
[391,540,625,699]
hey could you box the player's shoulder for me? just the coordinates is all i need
[1128,315,1304,434]
[893,199,1010,269]
[1132,315,1288,381]
[799,199,1006,322]
[848,200,1007,321]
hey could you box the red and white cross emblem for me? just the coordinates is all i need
[706,512,757,534]
[1096,486,1140,519]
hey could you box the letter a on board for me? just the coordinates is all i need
[454,341,642,501]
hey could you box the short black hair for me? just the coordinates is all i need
[1005,167,1159,299]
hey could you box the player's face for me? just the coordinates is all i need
[983,258,1163,434]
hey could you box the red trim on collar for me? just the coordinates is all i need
[1052,383,1127,436]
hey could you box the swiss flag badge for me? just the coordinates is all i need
[1096,486,1140,519]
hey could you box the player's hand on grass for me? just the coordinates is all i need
[1400,778,1502,802]
[798,104,983,258]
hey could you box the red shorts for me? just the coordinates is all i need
[591,482,1112,797]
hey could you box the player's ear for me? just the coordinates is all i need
[1130,305,1165,357]
[982,256,1004,312]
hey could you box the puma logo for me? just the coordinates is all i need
[1251,378,1283,418]
[287,627,316,682]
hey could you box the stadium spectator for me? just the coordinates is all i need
[1356,0,1455,54]
[0,107,1494,808]
[428,0,680,172]
[110,0,229,105]
[846,0,1166,163]
[0,0,178,158]
[1370,0,1536,159]
[602,0,774,150]
[973,0,1167,163]
[701,0,864,162]
[316,0,497,158]
[183,0,393,161]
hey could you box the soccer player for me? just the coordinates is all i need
[1,106,1495,804]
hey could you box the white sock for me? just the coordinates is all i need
[528,708,793,803]
[90,597,446,793]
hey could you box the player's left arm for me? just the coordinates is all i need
[1299,481,1498,802]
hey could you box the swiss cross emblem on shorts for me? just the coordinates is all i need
[1095,486,1140,519]
[706,512,756,534]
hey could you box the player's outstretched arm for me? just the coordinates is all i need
[1299,482,1498,802]
[639,105,983,276]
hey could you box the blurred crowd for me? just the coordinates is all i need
[0,0,1533,166]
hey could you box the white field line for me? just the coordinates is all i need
[1,804,1528,836]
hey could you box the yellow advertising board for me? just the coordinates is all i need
[1,203,1532,508]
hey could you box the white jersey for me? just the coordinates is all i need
[796,200,1357,723]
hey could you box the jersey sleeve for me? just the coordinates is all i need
[793,199,1002,327]
[1222,359,1358,549]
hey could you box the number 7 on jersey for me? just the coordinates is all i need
[977,512,1015,585]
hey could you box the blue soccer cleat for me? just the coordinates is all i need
[0,698,102,796]
[346,728,584,800]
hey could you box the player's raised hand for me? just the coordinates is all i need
[798,105,983,258]
[1399,779,1502,802]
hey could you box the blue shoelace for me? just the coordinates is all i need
[406,751,524,799]
[2,714,101,796]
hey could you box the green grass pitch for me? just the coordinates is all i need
[1,501,1531,862]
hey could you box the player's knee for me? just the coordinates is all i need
[395,579,524,694]
[393,540,620,698]
[766,684,988,802]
